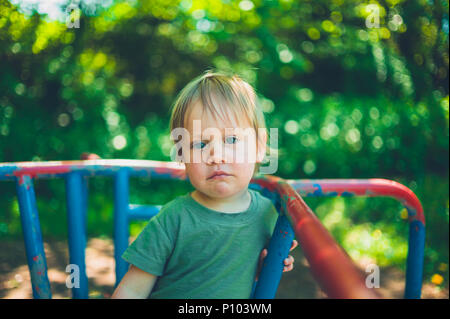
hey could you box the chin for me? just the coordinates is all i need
[214,185,249,198]
[207,188,234,198]
[195,184,234,198]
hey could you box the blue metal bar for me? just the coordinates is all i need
[128,204,161,221]
[82,176,89,240]
[114,168,130,286]
[404,219,426,299]
[65,172,89,298]
[15,175,52,299]
[252,215,295,299]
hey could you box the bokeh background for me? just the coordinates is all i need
[0,0,448,298]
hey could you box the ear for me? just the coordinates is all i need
[256,129,267,163]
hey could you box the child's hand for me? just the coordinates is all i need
[255,240,298,280]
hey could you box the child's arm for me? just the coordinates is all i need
[111,265,157,299]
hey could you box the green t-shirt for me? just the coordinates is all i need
[122,189,278,299]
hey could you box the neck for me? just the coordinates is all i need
[191,189,251,213]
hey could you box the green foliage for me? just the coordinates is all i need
[0,0,448,290]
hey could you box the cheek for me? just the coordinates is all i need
[185,164,205,181]
[232,162,256,179]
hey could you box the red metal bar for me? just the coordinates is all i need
[254,175,382,299]
[286,179,424,225]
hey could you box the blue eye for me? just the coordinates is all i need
[225,136,238,144]
[192,141,206,149]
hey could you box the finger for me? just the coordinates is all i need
[290,240,298,251]
[256,249,268,281]
[284,255,294,265]
[283,264,294,272]
[258,249,268,265]
[260,249,268,259]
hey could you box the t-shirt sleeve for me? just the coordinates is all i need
[121,206,176,276]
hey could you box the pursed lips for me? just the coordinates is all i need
[208,171,232,179]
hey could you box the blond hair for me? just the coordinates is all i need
[169,69,269,176]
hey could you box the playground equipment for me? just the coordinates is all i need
[0,159,425,299]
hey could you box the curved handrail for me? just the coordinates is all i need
[0,159,187,181]
[250,176,425,298]
[285,178,424,225]
[1,161,424,225]
[252,175,381,298]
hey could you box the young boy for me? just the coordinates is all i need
[112,70,297,299]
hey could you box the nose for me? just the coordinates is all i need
[206,140,226,165]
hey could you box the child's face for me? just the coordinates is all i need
[181,101,266,200]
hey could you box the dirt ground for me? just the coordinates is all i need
[0,238,448,299]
